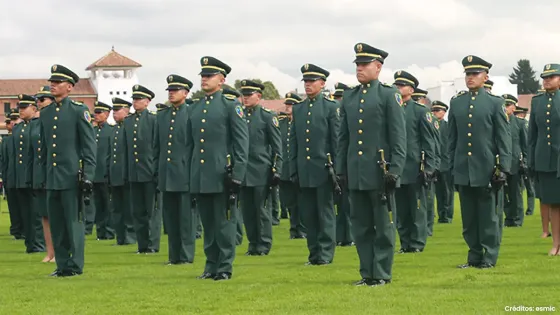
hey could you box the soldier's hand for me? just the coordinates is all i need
[491,172,507,190]
[384,173,399,190]
[230,179,241,193]
[82,179,93,192]
[270,173,281,187]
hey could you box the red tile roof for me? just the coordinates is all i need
[517,94,534,112]
[261,99,286,112]
[85,47,141,70]
[0,79,97,97]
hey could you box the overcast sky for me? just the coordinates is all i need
[2,0,560,103]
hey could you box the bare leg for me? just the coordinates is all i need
[41,217,55,262]
[550,206,560,256]
[541,203,551,239]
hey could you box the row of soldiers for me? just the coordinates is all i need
[2,43,557,285]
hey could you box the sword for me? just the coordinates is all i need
[225,154,236,220]
[377,149,394,224]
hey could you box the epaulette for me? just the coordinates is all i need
[261,107,272,113]
[414,101,425,107]
[278,114,288,120]
[71,100,84,106]
[149,111,157,115]
[533,92,545,97]
[380,82,393,88]
[223,94,236,102]
[451,90,467,99]
[224,95,237,100]
[324,95,336,103]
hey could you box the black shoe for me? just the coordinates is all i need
[476,263,494,269]
[341,242,355,247]
[397,248,407,254]
[272,220,280,226]
[257,252,269,256]
[280,214,289,219]
[315,260,330,265]
[369,279,390,286]
[245,251,257,256]
[526,209,533,216]
[50,270,62,277]
[145,249,158,254]
[61,270,81,277]
[195,234,202,239]
[214,272,232,281]
[304,261,315,266]
[197,272,215,279]
[409,248,423,253]
[457,263,478,269]
[336,242,343,246]
[295,235,306,239]
[353,278,373,286]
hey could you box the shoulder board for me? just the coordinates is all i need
[324,96,336,103]
[261,107,271,113]
[278,115,287,120]
[451,90,467,99]
[380,82,393,88]
[149,111,157,115]
[351,85,361,91]
[222,94,236,102]
[71,100,83,106]
[414,101,425,107]
[224,95,237,100]
[533,92,545,97]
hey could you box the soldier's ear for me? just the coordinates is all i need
[483,72,489,82]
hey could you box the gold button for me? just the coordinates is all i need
[134,152,138,155]
[52,153,56,157]
[362,90,367,94]
[171,119,175,123]
[360,99,364,103]
[468,152,472,156]
[547,135,551,138]
[547,127,550,131]
[468,133,472,137]
[306,147,310,152]
[547,112,550,115]
[19,154,22,158]
[306,138,309,142]
[200,139,204,143]
[168,142,172,146]
[169,135,172,138]
[134,145,137,148]
[113,155,116,158]
[172,112,176,116]
[468,143,472,147]
[167,158,171,162]
[202,119,206,123]
[306,120,310,124]
[19,161,22,164]
[38,140,41,144]
[471,97,475,101]
[114,161,116,164]
[358,151,363,156]
[547,120,550,123]
[170,127,174,131]
[200,159,205,164]
[203,109,207,113]
[136,117,139,121]
[19,141,22,145]
[134,138,137,142]
[134,131,137,134]
[359,109,363,113]
[549,98,552,101]
[54,117,58,120]
[115,137,118,140]
[468,123,472,127]
[206,101,210,105]
[53,144,56,148]
[306,129,309,133]
[53,126,57,129]
[56,108,60,112]
[287,133,290,136]
[548,142,551,145]
[53,163,57,166]
[200,149,204,153]
[37,148,41,152]
[468,114,472,118]
[469,105,474,109]
[167,150,171,154]
[307,112,311,116]
[53,134,57,139]
[547,104,551,108]
[134,124,137,127]
[359,119,363,124]
[367,83,371,88]
[201,129,205,132]
[358,140,363,145]
[306,156,310,160]
[309,104,313,107]
[358,129,363,134]
[20,135,23,138]
[135,159,139,163]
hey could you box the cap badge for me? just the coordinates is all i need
[356,43,363,53]
[52,65,57,71]
[134,85,139,90]
[203,58,209,65]
[287,93,291,98]
[304,64,309,70]
[168,75,173,82]
[467,56,473,62]
[546,64,551,70]
[397,70,402,76]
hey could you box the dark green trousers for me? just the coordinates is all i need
[197,192,237,275]
[435,171,454,223]
[504,174,524,226]
[336,189,353,244]
[162,192,196,263]
[193,206,203,238]
[426,182,435,235]
[7,187,24,238]
[93,183,114,239]
[240,186,272,254]
[111,184,136,245]
[497,189,504,245]
[268,186,280,224]
[159,193,167,235]
[279,180,305,238]
[299,182,335,263]
[17,189,44,253]
[522,175,535,214]
[130,182,161,252]
[457,186,501,266]
[395,183,428,251]
[47,188,85,274]
[349,190,395,280]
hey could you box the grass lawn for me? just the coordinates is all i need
[0,195,559,315]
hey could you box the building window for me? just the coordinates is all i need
[123,91,127,95]
[4,102,10,114]
[109,91,113,95]
[116,91,120,95]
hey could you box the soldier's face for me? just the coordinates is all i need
[113,108,129,122]
[303,79,325,97]
[7,123,12,132]
[416,97,427,105]
[465,71,488,89]
[543,76,560,90]
[201,74,224,93]
[36,97,53,109]
[168,89,188,105]
[396,84,413,98]
[432,109,445,120]
[505,104,515,115]
[356,61,382,84]
[242,92,261,107]
[133,98,149,112]
[49,81,72,98]
[284,105,293,115]
[94,111,109,123]
[19,105,36,120]
[516,113,526,119]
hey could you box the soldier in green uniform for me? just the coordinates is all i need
[290,63,339,265]
[412,88,437,235]
[41,64,97,277]
[15,94,45,254]
[222,88,243,245]
[155,102,168,236]
[269,184,281,225]
[337,43,406,286]
[502,94,527,227]
[126,84,160,254]
[110,97,136,246]
[514,107,535,216]
[393,71,437,253]
[2,109,25,240]
[154,74,197,264]
[484,80,494,93]
[186,56,249,280]
[92,101,115,240]
[239,79,282,255]
[279,93,306,239]
[431,101,454,223]
[33,86,56,262]
[332,82,354,246]
[448,56,511,268]
[528,63,560,255]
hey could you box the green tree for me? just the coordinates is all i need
[190,89,205,100]
[509,59,540,94]
[233,79,281,100]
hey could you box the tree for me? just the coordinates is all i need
[509,59,540,94]
[233,79,281,100]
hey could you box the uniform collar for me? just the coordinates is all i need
[135,109,146,117]
[171,102,185,110]
[55,96,69,106]
[245,104,259,113]
[361,79,378,89]
[547,89,558,96]
[469,87,485,96]
[205,90,222,100]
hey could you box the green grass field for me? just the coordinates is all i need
[0,196,559,315]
